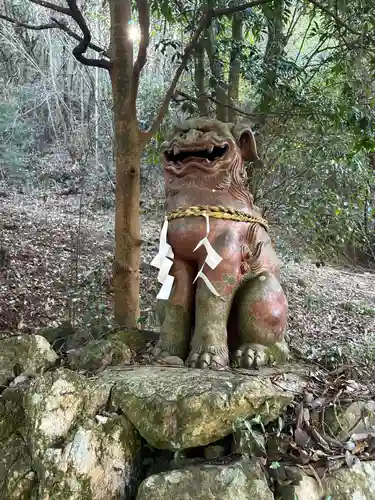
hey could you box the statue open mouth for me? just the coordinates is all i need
[163,143,229,167]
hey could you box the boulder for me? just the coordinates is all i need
[0,334,58,386]
[323,400,375,439]
[0,368,141,499]
[38,321,75,350]
[67,335,132,372]
[276,460,375,500]
[112,328,158,352]
[136,457,274,500]
[276,472,322,500]
[38,415,141,499]
[324,460,375,499]
[102,366,294,450]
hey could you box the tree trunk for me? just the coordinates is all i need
[227,13,243,122]
[249,0,286,195]
[368,152,375,235]
[109,0,142,326]
[194,39,210,116]
[203,19,228,122]
[258,0,285,114]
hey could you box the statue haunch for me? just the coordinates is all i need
[148,118,289,370]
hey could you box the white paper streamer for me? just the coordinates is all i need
[151,218,174,268]
[192,213,223,295]
[151,218,175,300]
[193,213,222,270]
[156,274,175,300]
[151,213,224,300]
[193,263,220,296]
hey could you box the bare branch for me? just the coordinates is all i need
[0,13,56,30]
[0,13,108,56]
[28,0,71,16]
[65,0,110,70]
[146,0,273,137]
[50,18,108,56]
[258,167,310,201]
[132,0,150,103]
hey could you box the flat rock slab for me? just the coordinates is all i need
[136,457,274,500]
[101,366,294,450]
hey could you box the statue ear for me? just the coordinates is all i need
[232,122,259,162]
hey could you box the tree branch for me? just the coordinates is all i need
[307,0,360,36]
[145,0,273,137]
[213,0,272,17]
[0,13,56,30]
[174,90,258,120]
[132,0,150,103]
[145,13,210,137]
[28,0,71,16]
[65,0,110,70]
[258,167,310,201]
[174,90,319,120]
[50,18,108,56]
[0,13,108,56]
[0,12,108,57]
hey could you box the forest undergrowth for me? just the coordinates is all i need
[0,184,374,383]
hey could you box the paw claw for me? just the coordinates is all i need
[201,352,211,364]
[232,343,269,369]
[186,346,229,370]
[189,353,199,363]
[141,342,185,366]
[151,347,161,357]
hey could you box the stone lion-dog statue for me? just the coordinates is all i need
[148,117,288,370]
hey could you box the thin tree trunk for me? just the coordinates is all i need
[258,0,286,114]
[203,15,228,122]
[109,0,142,326]
[194,39,209,116]
[227,13,243,122]
[94,2,100,168]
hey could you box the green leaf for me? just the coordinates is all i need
[270,461,281,469]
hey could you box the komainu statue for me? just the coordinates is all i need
[149,118,288,369]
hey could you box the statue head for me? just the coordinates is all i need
[160,117,258,176]
[160,118,258,205]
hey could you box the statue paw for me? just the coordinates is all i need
[141,343,185,366]
[186,346,229,370]
[232,341,289,369]
[232,343,270,369]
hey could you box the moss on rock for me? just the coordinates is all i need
[136,457,274,500]
[100,366,294,450]
[0,335,58,386]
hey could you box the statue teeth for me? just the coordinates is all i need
[173,145,180,155]
[208,145,214,153]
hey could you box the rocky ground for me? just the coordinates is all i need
[2,333,375,500]
[0,188,374,379]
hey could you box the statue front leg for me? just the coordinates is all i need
[148,259,195,362]
[186,233,241,370]
[231,272,289,368]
